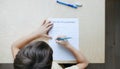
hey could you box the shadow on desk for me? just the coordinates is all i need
[0,64,13,69]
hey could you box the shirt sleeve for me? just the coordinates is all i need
[65,65,79,69]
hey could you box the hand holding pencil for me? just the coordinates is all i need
[56,36,71,47]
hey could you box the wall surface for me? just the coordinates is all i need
[0,0,105,63]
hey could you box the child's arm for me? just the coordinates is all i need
[11,20,53,59]
[56,36,89,69]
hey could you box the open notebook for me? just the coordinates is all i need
[48,18,79,61]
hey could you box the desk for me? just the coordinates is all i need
[0,0,105,63]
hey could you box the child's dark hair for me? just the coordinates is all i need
[14,41,53,69]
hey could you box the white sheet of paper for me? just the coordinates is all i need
[49,18,79,61]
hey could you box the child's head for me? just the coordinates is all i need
[14,41,53,69]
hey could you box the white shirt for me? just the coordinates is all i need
[52,62,79,69]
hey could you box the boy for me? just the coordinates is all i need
[11,20,88,69]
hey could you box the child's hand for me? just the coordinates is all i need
[56,36,70,47]
[33,20,53,38]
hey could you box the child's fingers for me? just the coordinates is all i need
[56,40,62,43]
[43,34,52,39]
[45,23,53,34]
[56,35,66,39]
[44,20,51,26]
[55,39,61,42]
[42,20,46,25]
[46,22,53,28]
[46,25,53,30]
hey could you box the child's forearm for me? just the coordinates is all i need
[65,44,88,68]
[66,45,86,63]
[56,36,88,68]
[11,33,39,58]
[12,33,39,49]
[11,20,53,58]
